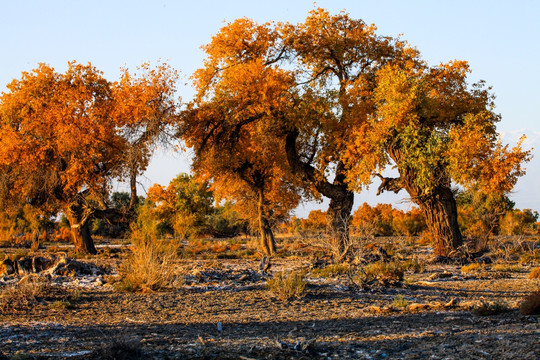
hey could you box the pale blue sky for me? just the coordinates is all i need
[1,1,539,215]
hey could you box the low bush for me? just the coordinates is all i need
[0,279,47,312]
[472,299,511,316]
[392,294,409,308]
[491,263,521,272]
[352,261,405,289]
[402,259,426,273]
[310,263,350,278]
[48,300,72,311]
[90,336,143,359]
[267,270,307,301]
[520,291,540,315]
[528,267,540,279]
[461,263,481,274]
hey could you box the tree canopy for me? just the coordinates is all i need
[0,61,179,253]
[343,61,531,255]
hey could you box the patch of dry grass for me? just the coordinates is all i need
[310,263,350,278]
[491,263,521,272]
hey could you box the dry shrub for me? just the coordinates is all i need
[520,291,540,315]
[491,263,521,272]
[402,259,426,273]
[392,294,409,308]
[461,263,482,274]
[0,279,47,311]
[310,263,350,278]
[528,267,540,279]
[472,299,511,316]
[118,208,179,292]
[211,241,228,253]
[91,336,143,360]
[118,239,177,292]
[267,270,307,301]
[352,261,405,289]
[229,243,242,252]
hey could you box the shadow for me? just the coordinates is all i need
[1,310,537,359]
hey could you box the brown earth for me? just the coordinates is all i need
[0,241,539,359]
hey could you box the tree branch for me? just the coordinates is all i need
[374,173,403,196]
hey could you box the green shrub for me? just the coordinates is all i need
[310,263,350,278]
[267,270,307,301]
[392,294,409,308]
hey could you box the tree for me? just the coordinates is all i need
[146,173,214,239]
[351,203,394,237]
[392,207,426,236]
[112,62,179,208]
[0,62,178,253]
[456,186,514,246]
[499,209,538,235]
[180,18,301,255]
[344,62,531,256]
[179,9,417,259]
[281,9,419,259]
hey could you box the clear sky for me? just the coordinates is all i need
[1,0,539,216]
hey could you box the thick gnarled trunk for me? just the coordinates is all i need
[66,195,97,255]
[326,189,354,260]
[258,188,276,256]
[417,187,463,257]
[377,172,463,257]
[66,211,97,255]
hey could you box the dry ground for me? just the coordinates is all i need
[0,237,539,359]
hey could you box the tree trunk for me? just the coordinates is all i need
[326,189,354,261]
[258,188,276,256]
[129,168,138,210]
[285,129,354,260]
[377,171,463,257]
[69,219,96,255]
[417,186,463,257]
[66,198,97,255]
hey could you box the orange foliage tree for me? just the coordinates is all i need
[180,9,418,259]
[112,62,179,208]
[344,61,531,256]
[146,173,214,239]
[180,19,301,255]
[0,62,178,254]
[281,9,419,259]
[351,203,395,237]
